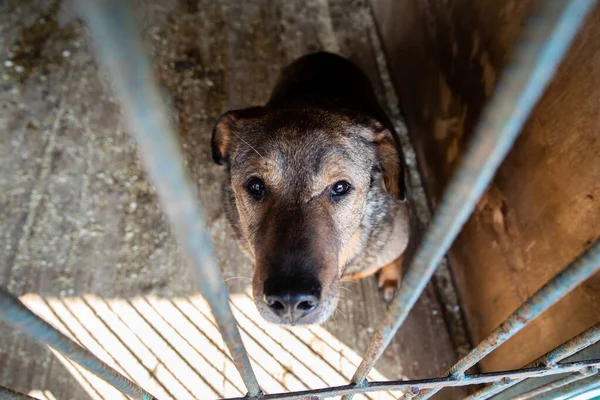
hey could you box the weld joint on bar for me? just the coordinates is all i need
[450,372,465,380]
[355,380,369,389]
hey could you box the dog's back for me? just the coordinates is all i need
[267,52,390,126]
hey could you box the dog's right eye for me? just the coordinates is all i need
[331,180,351,197]
[246,177,266,200]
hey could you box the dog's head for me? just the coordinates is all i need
[212,108,405,325]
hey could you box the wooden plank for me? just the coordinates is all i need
[371,0,600,375]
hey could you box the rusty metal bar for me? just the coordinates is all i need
[76,0,261,396]
[344,1,595,399]
[415,239,600,400]
[216,359,600,400]
[467,323,600,399]
[0,386,39,400]
[0,288,158,400]
[512,367,598,400]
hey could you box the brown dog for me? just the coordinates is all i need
[211,52,410,325]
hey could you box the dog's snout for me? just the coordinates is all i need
[263,275,322,324]
[265,293,319,320]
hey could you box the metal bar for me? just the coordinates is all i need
[0,288,157,400]
[416,238,600,400]
[1,295,595,400]
[543,326,600,366]
[467,323,600,400]
[215,359,600,400]
[0,386,39,400]
[344,1,595,399]
[535,374,600,400]
[511,367,598,400]
[76,0,261,396]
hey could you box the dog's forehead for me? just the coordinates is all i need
[235,129,370,175]
[229,111,376,187]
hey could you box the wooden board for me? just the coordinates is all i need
[371,0,600,374]
[0,0,463,399]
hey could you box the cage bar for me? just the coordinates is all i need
[0,0,596,399]
[511,368,598,400]
[535,375,600,400]
[214,359,600,400]
[75,0,261,396]
[344,1,596,399]
[219,359,600,400]
[1,281,599,400]
[467,323,600,399]
[0,289,157,400]
[415,239,600,400]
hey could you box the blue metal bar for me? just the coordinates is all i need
[415,239,600,400]
[344,1,596,399]
[512,367,598,400]
[0,288,157,400]
[0,386,39,400]
[467,324,600,399]
[218,359,600,400]
[76,0,261,396]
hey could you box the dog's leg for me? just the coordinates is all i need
[377,255,403,302]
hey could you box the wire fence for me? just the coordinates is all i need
[0,0,598,399]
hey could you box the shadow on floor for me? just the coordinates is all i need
[15,292,399,400]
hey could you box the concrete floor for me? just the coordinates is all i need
[0,1,464,399]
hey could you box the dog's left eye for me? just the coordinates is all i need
[246,177,266,200]
[331,181,351,197]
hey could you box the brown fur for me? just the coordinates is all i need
[212,52,410,325]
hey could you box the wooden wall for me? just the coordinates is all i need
[370,0,600,372]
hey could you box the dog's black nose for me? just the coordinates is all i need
[263,273,322,324]
[265,292,319,322]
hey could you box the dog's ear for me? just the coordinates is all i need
[211,111,237,165]
[211,107,264,165]
[361,121,407,202]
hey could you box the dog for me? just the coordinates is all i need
[211,52,410,325]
